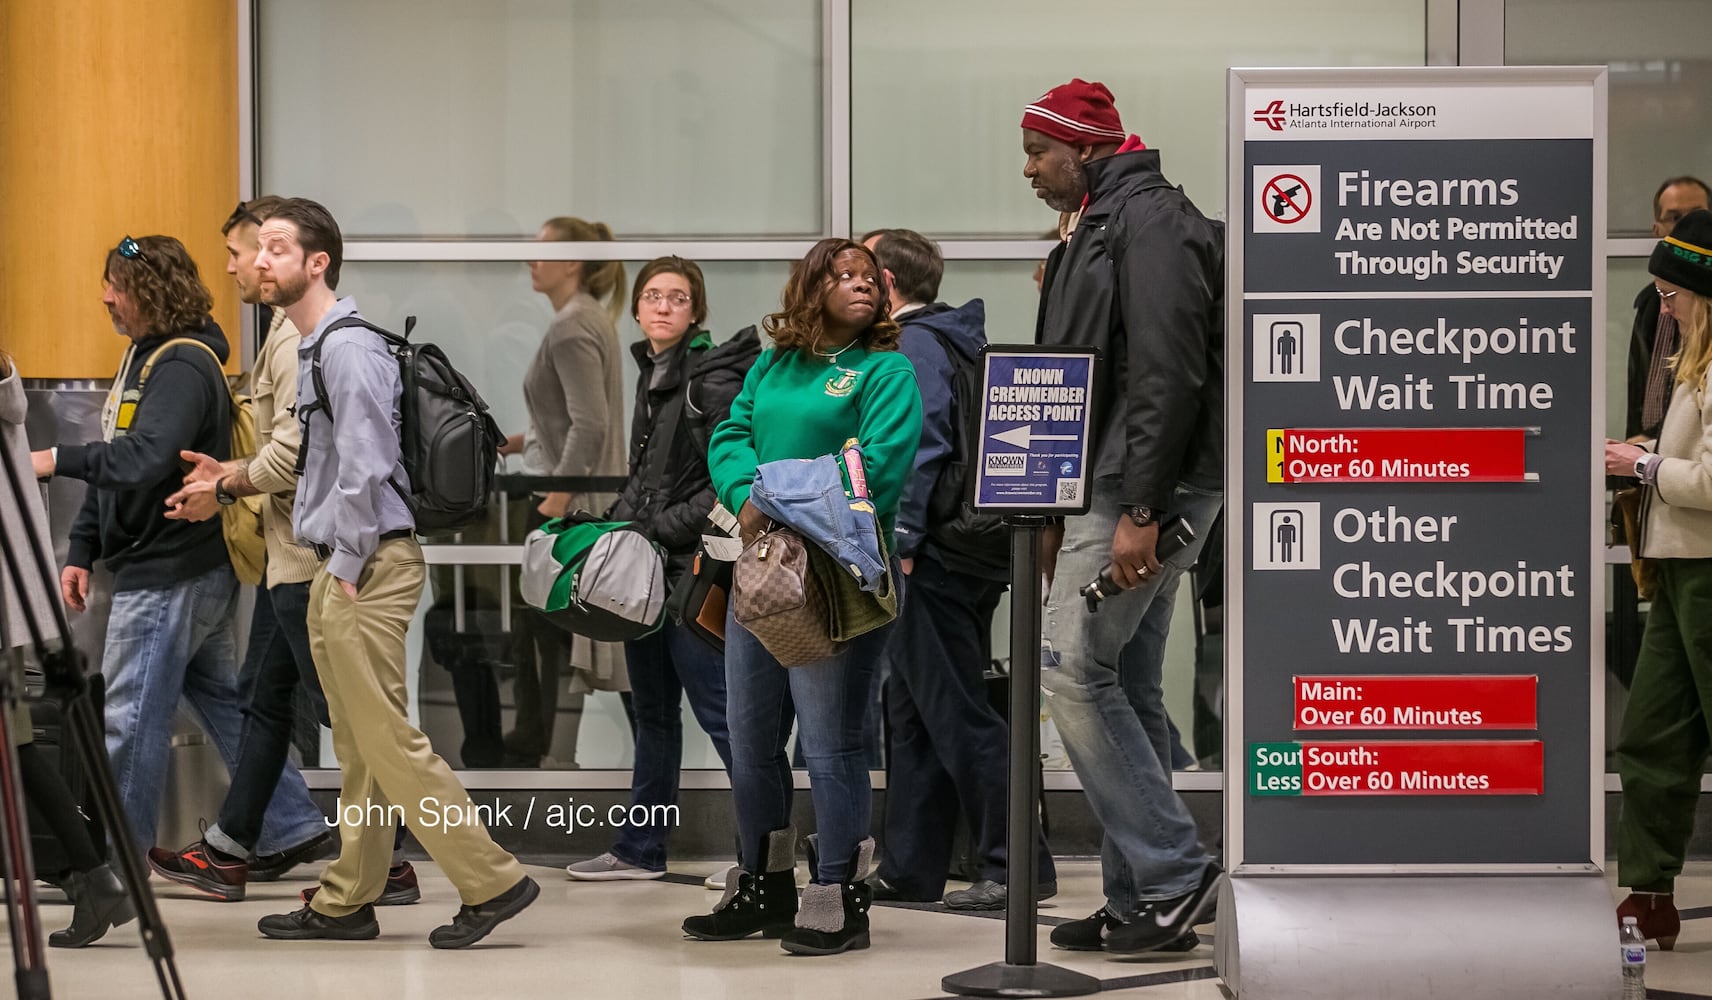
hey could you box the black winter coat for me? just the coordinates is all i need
[1626,281,1664,441]
[60,320,234,591]
[1036,148,1224,510]
[609,326,761,564]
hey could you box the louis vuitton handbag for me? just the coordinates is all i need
[732,524,840,667]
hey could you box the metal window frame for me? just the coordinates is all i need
[236,0,258,367]
[340,239,1059,262]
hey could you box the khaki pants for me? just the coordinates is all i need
[308,538,522,916]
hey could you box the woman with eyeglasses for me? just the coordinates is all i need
[565,257,760,883]
[1604,209,1712,950]
[490,217,632,768]
[682,238,921,956]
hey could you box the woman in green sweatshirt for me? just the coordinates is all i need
[684,238,922,956]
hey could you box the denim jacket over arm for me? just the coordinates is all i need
[749,453,888,592]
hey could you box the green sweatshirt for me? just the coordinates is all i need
[708,345,923,540]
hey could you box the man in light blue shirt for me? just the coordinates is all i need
[249,198,537,950]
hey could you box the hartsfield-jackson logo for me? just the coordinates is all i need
[1253,100,1287,131]
[985,453,1027,477]
[1252,98,1438,131]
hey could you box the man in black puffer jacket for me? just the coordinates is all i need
[566,257,760,882]
[1021,80,1225,955]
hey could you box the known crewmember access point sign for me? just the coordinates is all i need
[972,345,1098,514]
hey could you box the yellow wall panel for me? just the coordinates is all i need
[0,1,239,378]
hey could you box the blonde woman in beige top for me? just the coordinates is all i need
[1604,209,1712,950]
[498,217,632,765]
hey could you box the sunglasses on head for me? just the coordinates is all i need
[116,236,147,262]
[223,202,262,231]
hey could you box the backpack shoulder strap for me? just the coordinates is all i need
[919,323,959,372]
[323,315,407,345]
[140,337,217,382]
[302,315,400,424]
[686,330,770,452]
[139,338,232,405]
[294,316,390,475]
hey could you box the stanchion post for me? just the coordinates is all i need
[941,516,1099,998]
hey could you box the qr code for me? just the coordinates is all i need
[1057,480,1080,503]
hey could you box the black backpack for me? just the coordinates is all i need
[297,315,503,532]
[922,327,1010,577]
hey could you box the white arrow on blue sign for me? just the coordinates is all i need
[990,424,1079,449]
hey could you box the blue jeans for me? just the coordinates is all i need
[727,608,893,884]
[207,580,330,856]
[1041,478,1222,911]
[613,621,733,870]
[101,564,326,856]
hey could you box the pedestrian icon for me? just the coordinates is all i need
[1274,323,1299,374]
[1271,510,1300,563]
[1253,502,1319,570]
[1253,165,1321,233]
[1252,314,1320,382]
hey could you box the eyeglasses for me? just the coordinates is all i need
[639,289,693,309]
[1656,284,1679,300]
[223,202,262,231]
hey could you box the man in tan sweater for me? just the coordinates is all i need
[147,198,416,905]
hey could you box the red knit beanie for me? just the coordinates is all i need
[1021,79,1126,146]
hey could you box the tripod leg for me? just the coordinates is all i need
[0,701,53,1000]
[0,400,182,998]
[63,696,186,999]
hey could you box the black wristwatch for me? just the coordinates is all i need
[215,477,238,507]
[1122,504,1158,527]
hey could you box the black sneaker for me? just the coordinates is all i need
[1102,862,1223,954]
[1050,906,1126,950]
[869,876,936,904]
[149,840,249,902]
[249,830,336,883]
[257,903,380,941]
[943,879,1059,911]
[428,876,539,950]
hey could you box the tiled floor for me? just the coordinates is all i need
[11,860,1712,999]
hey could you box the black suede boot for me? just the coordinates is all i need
[780,836,874,956]
[50,864,135,948]
[683,827,798,941]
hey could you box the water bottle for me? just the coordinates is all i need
[1620,916,1647,1000]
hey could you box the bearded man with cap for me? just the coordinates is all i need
[1604,209,1712,951]
[1020,78,1225,955]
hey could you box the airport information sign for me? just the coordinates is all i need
[1228,68,1605,868]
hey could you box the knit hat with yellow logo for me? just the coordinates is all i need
[1651,209,1712,297]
